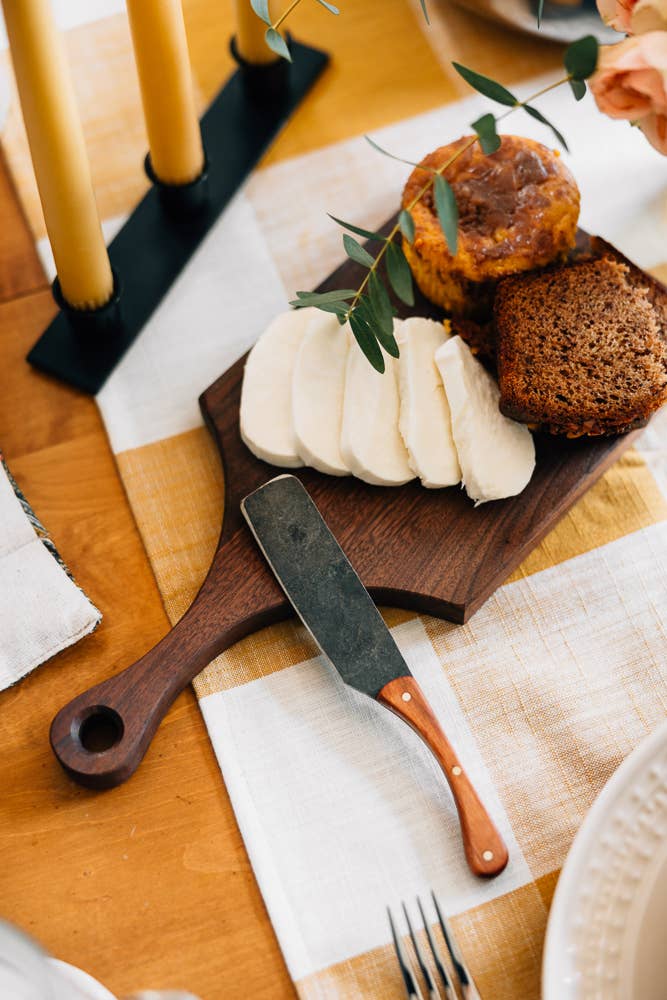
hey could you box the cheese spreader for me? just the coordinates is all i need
[241,474,508,878]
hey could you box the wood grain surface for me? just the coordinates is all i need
[0,2,649,998]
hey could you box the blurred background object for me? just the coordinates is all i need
[450,0,619,42]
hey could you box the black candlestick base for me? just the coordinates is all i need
[27,38,328,395]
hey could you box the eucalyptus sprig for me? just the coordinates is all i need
[249,0,430,61]
[291,34,599,373]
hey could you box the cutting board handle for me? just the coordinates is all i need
[378,676,508,877]
[50,530,288,789]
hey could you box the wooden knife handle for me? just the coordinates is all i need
[377,676,508,878]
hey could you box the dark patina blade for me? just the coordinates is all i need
[241,475,412,699]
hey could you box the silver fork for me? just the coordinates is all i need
[388,891,482,1000]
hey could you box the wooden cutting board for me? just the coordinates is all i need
[50,226,642,788]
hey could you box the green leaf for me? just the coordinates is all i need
[398,209,415,243]
[328,214,386,242]
[349,310,385,373]
[369,275,397,348]
[569,78,587,101]
[291,289,356,306]
[537,0,544,28]
[313,0,339,11]
[452,63,518,107]
[419,0,430,24]
[265,27,291,61]
[386,242,414,306]
[564,35,598,81]
[250,0,271,26]
[343,233,375,268]
[313,301,349,319]
[472,113,501,155]
[434,174,458,256]
[364,135,431,170]
[524,106,569,152]
[359,290,399,359]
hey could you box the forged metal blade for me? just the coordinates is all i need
[241,475,412,699]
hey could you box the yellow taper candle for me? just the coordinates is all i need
[2,0,113,310]
[235,0,277,64]
[126,0,204,186]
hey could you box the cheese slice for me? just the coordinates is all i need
[435,336,535,503]
[240,309,314,467]
[292,312,350,476]
[340,323,415,486]
[397,317,460,489]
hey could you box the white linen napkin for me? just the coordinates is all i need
[0,459,101,691]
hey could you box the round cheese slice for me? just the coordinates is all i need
[435,335,535,504]
[340,322,415,487]
[292,312,350,476]
[240,309,314,467]
[396,317,460,489]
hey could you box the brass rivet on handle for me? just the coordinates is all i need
[482,850,494,862]
[452,765,462,776]
[401,692,412,702]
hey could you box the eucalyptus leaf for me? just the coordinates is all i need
[314,0,340,12]
[452,63,517,107]
[386,243,414,306]
[312,301,350,318]
[250,0,271,26]
[569,78,587,101]
[360,289,399,358]
[472,112,501,154]
[364,135,431,170]
[328,214,386,242]
[434,174,458,256]
[537,0,544,27]
[419,0,430,24]
[265,27,291,61]
[564,35,598,81]
[343,233,375,268]
[368,274,395,338]
[524,105,569,152]
[398,209,415,243]
[349,310,385,373]
[291,289,356,306]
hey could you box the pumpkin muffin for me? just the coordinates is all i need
[401,135,580,319]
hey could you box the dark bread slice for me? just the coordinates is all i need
[495,258,667,437]
[591,236,667,347]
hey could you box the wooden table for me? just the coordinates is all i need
[0,4,564,996]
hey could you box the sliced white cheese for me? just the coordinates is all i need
[340,323,415,487]
[396,317,460,489]
[292,312,350,476]
[240,309,314,467]
[435,335,535,504]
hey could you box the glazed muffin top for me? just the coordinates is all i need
[402,135,580,281]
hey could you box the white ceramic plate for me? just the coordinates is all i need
[451,0,618,44]
[543,720,667,1000]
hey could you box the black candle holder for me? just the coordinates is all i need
[27,37,329,394]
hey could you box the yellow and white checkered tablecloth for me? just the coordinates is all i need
[2,3,667,995]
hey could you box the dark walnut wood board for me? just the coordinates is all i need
[51,226,645,789]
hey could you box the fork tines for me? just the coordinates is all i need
[388,893,481,1000]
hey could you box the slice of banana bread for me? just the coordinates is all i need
[495,258,667,437]
[590,236,667,345]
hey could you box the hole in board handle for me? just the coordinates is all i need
[76,707,124,754]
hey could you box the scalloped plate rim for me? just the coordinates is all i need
[542,718,667,998]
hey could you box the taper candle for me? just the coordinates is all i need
[2,0,113,310]
[235,0,277,64]
[126,0,204,186]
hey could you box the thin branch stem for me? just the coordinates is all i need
[345,74,572,319]
[273,0,304,31]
